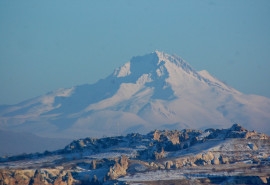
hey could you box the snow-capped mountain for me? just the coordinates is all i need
[1,51,270,139]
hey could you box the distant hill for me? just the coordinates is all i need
[0,130,71,156]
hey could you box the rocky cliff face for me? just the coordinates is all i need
[107,155,129,180]
[0,124,269,185]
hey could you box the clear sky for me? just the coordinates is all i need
[0,0,270,105]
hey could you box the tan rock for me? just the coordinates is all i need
[54,175,66,185]
[203,152,214,162]
[153,130,161,141]
[212,157,220,165]
[220,156,229,164]
[107,155,129,180]
[259,176,269,184]
[248,143,258,150]
[165,161,173,169]
[154,147,165,160]
[166,131,180,144]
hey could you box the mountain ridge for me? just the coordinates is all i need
[0,51,270,139]
[1,124,269,185]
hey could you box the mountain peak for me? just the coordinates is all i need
[113,51,196,81]
[154,50,168,63]
[1,51,270,139]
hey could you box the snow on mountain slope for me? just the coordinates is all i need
[0,51,270,139]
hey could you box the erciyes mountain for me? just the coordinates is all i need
[1,51,270,139]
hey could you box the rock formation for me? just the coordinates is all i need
[0,124,269,185]
[107,155,129,180]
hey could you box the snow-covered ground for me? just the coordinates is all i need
[118,168,243,182]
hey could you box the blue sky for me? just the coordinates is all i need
[0,0,270,104]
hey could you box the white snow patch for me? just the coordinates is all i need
[86,152,134,159]
[198,70,240,94]
[41,96,55,105]
[114,62,131,77]
[136,74,152,85]
[54,87,74,97]
[198,131,211,140]
[42,88,74,105]
[119,170,186,182]
[119,169,243,182]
